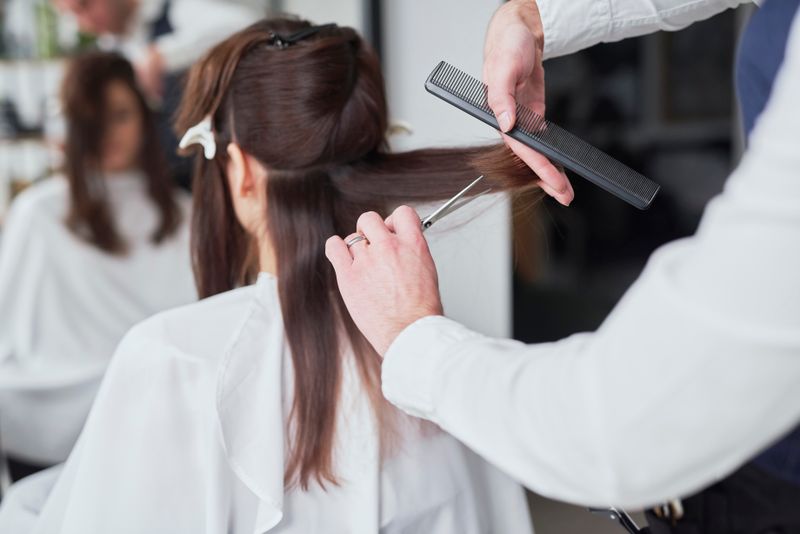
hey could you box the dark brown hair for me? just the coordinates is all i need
[61,51,182,254]
[176,18,539,490]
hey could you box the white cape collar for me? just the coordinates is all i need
[215,273,287,533]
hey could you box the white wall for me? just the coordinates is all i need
[382,0,511,338]
[278,0,365,32]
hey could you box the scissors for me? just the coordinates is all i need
[420,175,491,231]
[346,175,491,249]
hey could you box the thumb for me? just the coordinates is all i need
[486,55,520,132]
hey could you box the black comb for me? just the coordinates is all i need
[425,61,660,210]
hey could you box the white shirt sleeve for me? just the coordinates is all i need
[382,9,800,510]
[538,0,751,59]
[155,0,264,72]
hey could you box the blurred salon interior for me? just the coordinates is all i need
[0,0,786,533]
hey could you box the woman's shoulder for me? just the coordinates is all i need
[119,283,263,368]
[5,177,68,226]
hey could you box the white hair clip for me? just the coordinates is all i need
[387,120,413,137]
[179,115,216,160]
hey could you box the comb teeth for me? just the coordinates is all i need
[426,61,660,209]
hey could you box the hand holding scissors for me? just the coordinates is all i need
[344,175,491,249]
[327,176,492,355]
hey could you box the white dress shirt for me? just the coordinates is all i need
[1,274,532,534]
[0,173,196,464]
[382,0,800,509]
[538,0,751,59]
[103,0,264,72]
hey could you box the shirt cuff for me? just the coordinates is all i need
[537,0,609,59]
[536,0,558,59]
[381,315,482,420]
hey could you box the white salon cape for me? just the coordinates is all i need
[0,274,532,534]
[382,0,800,511]
[0,173,196,464]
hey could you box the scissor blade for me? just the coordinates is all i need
[421,175,486,230]
[425,187,492,228]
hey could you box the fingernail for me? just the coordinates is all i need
[498,111,511,132]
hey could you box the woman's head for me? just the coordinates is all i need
[177,17,539,490]
[177,20,385,170]
[177,20,389,281]
[61,51,181,253]
[100,77,144,173]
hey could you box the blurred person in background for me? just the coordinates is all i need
[0,51,195,484]
[54,0,266,188]
[53,0,265,100]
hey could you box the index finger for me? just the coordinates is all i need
[387,205,424,241]
[502,134,574,206]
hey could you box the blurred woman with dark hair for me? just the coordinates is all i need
[10,19,539,533]
[0,52,196,481]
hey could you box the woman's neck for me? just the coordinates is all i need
[259,241,277,276]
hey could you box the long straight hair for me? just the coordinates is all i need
[61,52,181,254]
[176,18,541,490]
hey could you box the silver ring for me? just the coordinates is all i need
[346,235,368,248]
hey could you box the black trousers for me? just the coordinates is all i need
[646,463,800,534]
[6,455,51,484]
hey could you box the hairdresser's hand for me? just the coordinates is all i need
[135,45,165,105]
[484,0,574,206]
[325,206,443,356]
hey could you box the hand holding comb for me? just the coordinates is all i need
[425,61,660,210]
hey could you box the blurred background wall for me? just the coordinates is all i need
[0,0,754,531]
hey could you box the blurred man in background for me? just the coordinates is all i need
[55,0,265,187]
[55,0,265,101]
